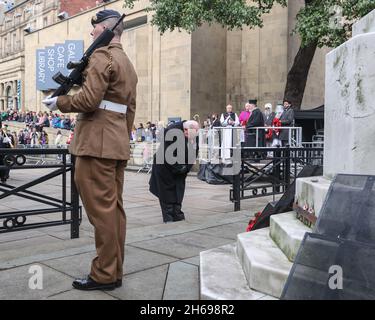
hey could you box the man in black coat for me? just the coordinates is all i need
[246,100,265,148]
[149,120,200,223]
[0,124,12,183]
[279,99,295,146]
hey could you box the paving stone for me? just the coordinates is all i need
[194,222,248,240]
[0,170,276,300]
[0,230,45,244]
[42,252,95,278]
[43,246,177,278]
[181,256,200,266]
[131,232,234,259]
[0,235,61,261]
[0,264,73,300]
[163,262,199,300]
[124,246,178,275]
[108,265,169,300]
[46,289,117,300]
[0,239,94,270]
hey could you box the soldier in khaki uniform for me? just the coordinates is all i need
[43,10,138,291]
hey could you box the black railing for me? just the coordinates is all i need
[231,146,324,211]
[0,148,81,238]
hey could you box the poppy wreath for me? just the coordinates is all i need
[272,118,282,136]
[246,211,262,232]
[265,118,282,141]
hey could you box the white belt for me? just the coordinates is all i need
[99,100,128,114]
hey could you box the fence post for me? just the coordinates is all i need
[70,155,80,239]
[233,172,241,212]
[285,145,291,188]
[273,148,281,193]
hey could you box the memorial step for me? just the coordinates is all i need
[200,243,276,300]
[295,176,331,217]
[270,212,311,262]
[237,228,292,298]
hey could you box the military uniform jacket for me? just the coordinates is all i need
[57,43,138,160]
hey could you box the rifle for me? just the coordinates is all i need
[51,14,126,98]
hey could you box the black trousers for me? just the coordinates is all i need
[159,200,185,223]
[0,156,10,182]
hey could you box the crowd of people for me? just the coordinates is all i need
[203,99,294,149]
[131,121,166,143]
[1,109,76,131]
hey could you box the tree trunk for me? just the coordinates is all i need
[284,41,318,110]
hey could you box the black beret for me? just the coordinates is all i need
[91,9,122,26]
[249,99,257,105]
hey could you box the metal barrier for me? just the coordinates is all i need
[199,126,303,163]
[0,148,81,238]
[230,146,324,211]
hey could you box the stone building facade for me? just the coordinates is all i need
[0,0,102,111]
[20,0,327,124]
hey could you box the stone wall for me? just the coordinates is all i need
[191,23,227,119]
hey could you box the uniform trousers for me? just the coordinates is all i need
[75,156,127,284]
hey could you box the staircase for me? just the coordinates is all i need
[200,212,311,300]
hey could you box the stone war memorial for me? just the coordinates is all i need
[200,9,375,300]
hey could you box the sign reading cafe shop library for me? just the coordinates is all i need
[36,40,84,91]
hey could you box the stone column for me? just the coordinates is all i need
[296,9,375,217]
[323,10,375,179]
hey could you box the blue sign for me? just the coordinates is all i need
[36,40,84,91]
[46,46,58,90]
[36,49,47,91]
[65,40,84,65]
[55,43,68,76]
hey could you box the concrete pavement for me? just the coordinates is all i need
[0,168,274,300]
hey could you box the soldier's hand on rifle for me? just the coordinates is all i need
[42,96,58,111]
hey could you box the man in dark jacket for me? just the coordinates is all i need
[0,124,12,183]
[246,99,265,148]
[279,99,295,146]
[150,120,199,223]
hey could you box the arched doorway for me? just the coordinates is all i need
[6,86,13,110]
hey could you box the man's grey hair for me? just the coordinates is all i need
[183,120,200,130]
[101,17,124,38]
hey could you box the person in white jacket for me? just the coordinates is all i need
[220,105,240,161]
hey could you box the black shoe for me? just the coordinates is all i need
[173,212,185,222]
[173,204,185,222]
[116,279,122,288]
[160,203,176,223]
[72,276,116,291]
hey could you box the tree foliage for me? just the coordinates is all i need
[124,0,287,33]
[124,0,375,47]
[295,0,375,48]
